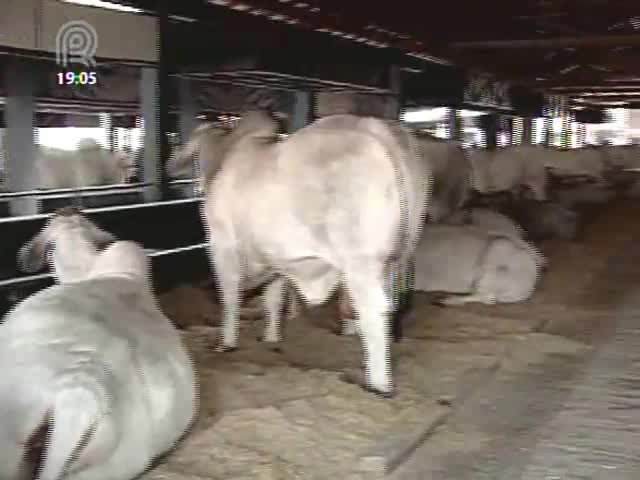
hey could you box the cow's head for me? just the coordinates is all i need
[234,109,282,139]
[168,122,230,181]
[17,207,117,274]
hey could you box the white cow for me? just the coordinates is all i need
[543,146,607,183]
[467,145,548,201]
[448,207,547,269]
[1,207,198,480]
[36,139,136,189]
[414,224,541,305]
[330,133,468,335]
[415,133,471,223]
[601,145,640,170]
[203,110,430,397]
[167,122,230,180]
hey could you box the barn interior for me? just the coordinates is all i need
[1,0,640,478]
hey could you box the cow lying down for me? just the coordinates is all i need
[0,207,197,480]
[414,224,542,305]
[448,207,548,269]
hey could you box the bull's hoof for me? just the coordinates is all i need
[213,343,237,353]
[332,324,356,336]
[364,385,396,399]
[256,336,284,353]
[340,370,395,399]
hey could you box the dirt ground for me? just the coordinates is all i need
[142,198,639,480]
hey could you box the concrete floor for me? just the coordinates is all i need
[144,198,640,480]
[390,199,640,480]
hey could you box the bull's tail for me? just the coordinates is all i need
[36,387,102,480]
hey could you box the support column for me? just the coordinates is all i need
[544,118,552,146]
[178,77,198,143]
[5,57,39,216]
[578,122,587,146]
[140,0,170,202]
[386,64,402,120]
[497,115,511,146]
[288,91,311,133]
[107,121,116,152]
[101,113,114,152]
[447,108,463,141]
[521,116,533,145]
[560,109,572,149]
[481,113,499,149]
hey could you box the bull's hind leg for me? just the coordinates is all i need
[338,289,358,336]
[259,276,286,351]
[342,265,394,398]
[209,241,243,352]
[286,284,300,321]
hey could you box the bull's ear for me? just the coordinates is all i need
[17,235,48,273]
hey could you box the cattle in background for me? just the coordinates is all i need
[601,145,640,170]
[36,139,137,190]
[543,146,607,184]
[467,145,548,201]
[414,133,471,224]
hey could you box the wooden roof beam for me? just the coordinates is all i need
[572,93,640,100]
[206,0,426,51]
[549,85,640,92]
[452,33,640,50]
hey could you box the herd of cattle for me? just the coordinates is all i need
[0,138,138,191]
[1,110,639,479]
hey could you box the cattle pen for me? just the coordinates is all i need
[2,0,640,479]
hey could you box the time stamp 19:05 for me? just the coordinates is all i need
[57,71,98,85]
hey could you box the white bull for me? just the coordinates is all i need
[204,110,430,397]
[601,145,640,170]
[1,207,197,480]
[36,139,136,189]
[414,224,541,305]
[467,145,548,201]
[415,134,471,223]
[543,146,607,182]
[167,122,229,180]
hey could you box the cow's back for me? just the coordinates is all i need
[206,114,430,303]
[279,114,429,254]
[313,115,431,253]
